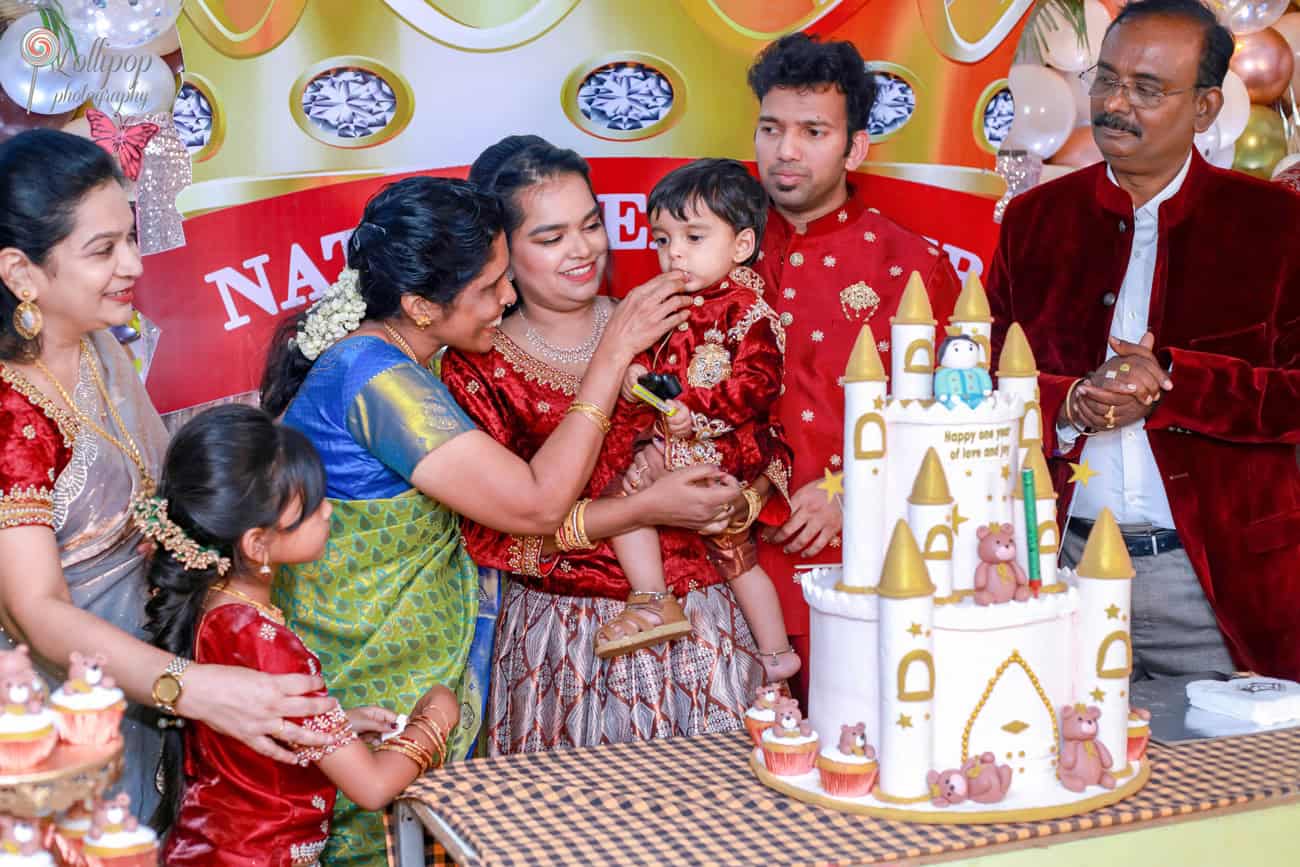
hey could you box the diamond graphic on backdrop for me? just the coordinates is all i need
[172,83,213,152]
[301,68,396,139]
[867,71,915,137]
[577,63,673,132]
[984,88,1015,149]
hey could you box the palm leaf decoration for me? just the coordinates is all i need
[1016,0,1090,66]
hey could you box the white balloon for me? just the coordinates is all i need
[0,12,94,115]
[1207,142,1236,169]
[1063,66,1093,127]
[1039,4,1091,72]
[1007,64,1077,159]
[1195,122,1220,157]
[1083,0,1113,65]
[62,0,183,50]
[1216,70,1251,146]
[1210,0,1289,35]
[89,51,176,116]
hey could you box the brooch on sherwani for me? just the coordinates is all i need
[687,327,732,389]
[840,281,881,322]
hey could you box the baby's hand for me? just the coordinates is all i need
[664,400,692,437]
[623,363,649,403]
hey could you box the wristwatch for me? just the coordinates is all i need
[152,657,191,715]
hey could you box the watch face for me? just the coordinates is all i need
[155,675,181,704]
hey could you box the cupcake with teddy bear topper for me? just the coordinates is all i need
[0,815,54,867]
[49,652,126,747]
[815,723,878,797]
[759,699,819,776]
[743,684,783,746]
[82,793,157,866]
[0,647,57,772]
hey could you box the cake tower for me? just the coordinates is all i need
[763,271,1148,821]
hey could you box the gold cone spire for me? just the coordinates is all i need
[877,520,936,599]
[951,271,992,323]
[890,272,936,325]
[844,324,888,383]
[909,448,952,505]
[997,322,1038,377]
[1012,448,1056,500]
[1075,508,1135,580]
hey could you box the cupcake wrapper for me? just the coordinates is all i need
[744,717,774,747]
[0,728,58,771]
[55,706,125,746]
[1126,733,1150,763]
[819,766,879,797]
[762,745,817,776]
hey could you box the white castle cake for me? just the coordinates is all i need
[751,273,1150,821]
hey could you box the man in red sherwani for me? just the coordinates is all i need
[746,34,961,682]
[987,0,1300,680]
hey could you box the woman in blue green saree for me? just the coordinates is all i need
[259,178,720,866]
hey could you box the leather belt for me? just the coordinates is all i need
[1067,517,1182,558]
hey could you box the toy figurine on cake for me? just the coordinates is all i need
[750,271,1151,821]
[759,699,819,776]
[49,652,127,746]
[0,646,57,772]
[744,684,784,746]
[0,816,54,867]
[816,723,878,797]
[83,794,158,866]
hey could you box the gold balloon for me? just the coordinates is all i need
[1232,104,1288,178]
[1048,126,1105,167]
[1230,28,1296,104]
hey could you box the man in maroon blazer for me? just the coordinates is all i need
[988,0,1300,681]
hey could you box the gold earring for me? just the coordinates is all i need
[12,290,42,341]
[415,316,431,329]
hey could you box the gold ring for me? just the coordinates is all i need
[277,719,286,740]
[1104,405,1116,428]
[1119,362,1131,373]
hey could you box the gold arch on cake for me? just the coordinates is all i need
[961,650,1057,763]
[1021,400,1042,444]
[853,413,886,460]
[1096,631,1133,679]
[897,650,935,702]
[972,333,991,369]
[922,525,953,560]
[1037,520,1059,554]
[903,338,933,373]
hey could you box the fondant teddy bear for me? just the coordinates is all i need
[1058,704,1116,792]
[751,683,782,712]
[926,752,1013,806]
[0,645,44,714]
[837,723,875,759]
[90,793,139,837]
[974,524,1030,605]
[64,651,116,694]
[771,698,813,739]
[0,815,43,856]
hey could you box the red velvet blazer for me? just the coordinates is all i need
[986,150,1300,680]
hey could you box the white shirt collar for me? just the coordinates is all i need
[1105,150,1194,218]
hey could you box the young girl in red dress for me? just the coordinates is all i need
[142,405,459,866]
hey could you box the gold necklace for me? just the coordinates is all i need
[382,323,420,365]
[210,583,285,624]
[32,339,156,495]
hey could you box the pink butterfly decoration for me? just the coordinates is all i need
[85,108,160,181]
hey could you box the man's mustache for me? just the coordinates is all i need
[1093,112,1142,137]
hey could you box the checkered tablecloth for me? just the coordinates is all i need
[401,726,1300,867]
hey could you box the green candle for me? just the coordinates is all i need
[1022,468,1041,596]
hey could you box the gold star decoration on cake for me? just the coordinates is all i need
[1001,464,1011,480]
[873,396,886,410]
[907,622,923,637]
[897,714,913,729]
[951,504,969,534]
[1090,687,1106,703]
[817,468,845,503]
[1068,460,1099,486]
[1105,604,1121,620]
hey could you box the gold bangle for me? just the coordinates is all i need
[566,401,611,433]
[574,498,592,548]
[727,487,763,534]
[555,499,596,551]
[378,740,432,773]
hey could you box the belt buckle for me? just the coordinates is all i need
[1148,534,1159,558]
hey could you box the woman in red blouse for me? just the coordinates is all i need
[442,136,768,754]
[0,131,338,819]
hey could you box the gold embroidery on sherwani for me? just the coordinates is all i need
[840,281,881,322]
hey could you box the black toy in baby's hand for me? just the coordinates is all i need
[632,372,682,415]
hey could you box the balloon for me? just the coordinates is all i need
[1271,13,1300,101]
[138,27,181,58]
[1039,1,1111,71]
[1083,0,1113,65]
[1047,126,1104,167]
[0,13,95,115]
[1232,104,1287,178]
[1217,70,1252,146]
[88,51,175,116]
[1063,66,1093,127]
[1210,0,1290,34]
[1006,64,1076,159]
[1230,27,1296,104]
[61,0,183,50]
[1207,142,1237,169]
[1195,121,1222,159]
[0,91,74,141]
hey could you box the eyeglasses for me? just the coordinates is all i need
[1080,65,1203,110]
